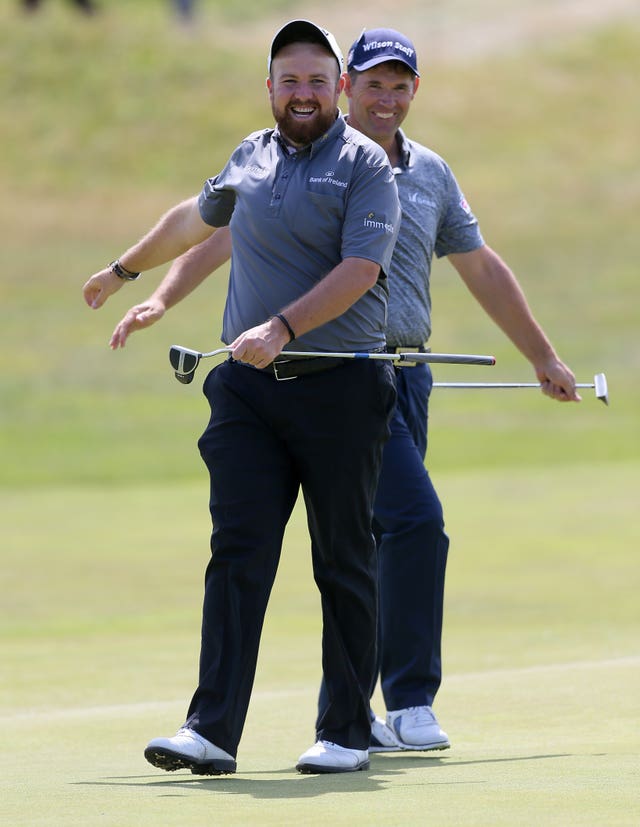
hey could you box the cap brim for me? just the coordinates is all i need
[348,55,419,77]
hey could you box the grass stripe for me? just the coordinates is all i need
[5,655,638,725]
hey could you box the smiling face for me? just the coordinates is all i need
[344,62,419,154]
[267,41,344,147]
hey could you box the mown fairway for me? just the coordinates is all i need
[1,2,639,825]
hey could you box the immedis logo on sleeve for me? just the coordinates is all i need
[363,212,395,234]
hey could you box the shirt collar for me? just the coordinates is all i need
[395,128,412,169]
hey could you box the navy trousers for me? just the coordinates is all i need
[373,363,449,711]
[185,358,396,756]
[318,362,449,720]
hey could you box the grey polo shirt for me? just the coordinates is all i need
[198,114,400,353]
[385,129,484,347]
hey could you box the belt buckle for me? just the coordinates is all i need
[272,359,298,381]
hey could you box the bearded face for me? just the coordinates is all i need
[268,42,343,148]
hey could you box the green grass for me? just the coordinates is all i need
[1,4,639,824]
[2,465,638,825]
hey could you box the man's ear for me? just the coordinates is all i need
[342,72,352,98]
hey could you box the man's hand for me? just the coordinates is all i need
[535,358,581,402]
[110,298,167,350]
[83,267,125,309]
[229,317,292,368]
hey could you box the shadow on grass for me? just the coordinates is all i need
[72,752,572,799]
[372,752,572,768]
[74,768,404,799]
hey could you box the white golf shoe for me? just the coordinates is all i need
[144,726,237,775]
[386,706,450,751]
[296,740,369,774]
[369,714,402,752]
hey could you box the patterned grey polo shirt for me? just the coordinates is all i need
[386,129,484,347]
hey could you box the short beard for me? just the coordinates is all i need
[274,105,337,147]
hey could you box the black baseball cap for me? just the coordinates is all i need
[268,19,344,73]
[347,28,420,77]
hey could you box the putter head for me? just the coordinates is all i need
[594,372,609,405]
[169,345,201,384]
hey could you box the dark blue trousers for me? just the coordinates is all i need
[185,358,396,756]
[374,363,449,710]
[318,363,448,718]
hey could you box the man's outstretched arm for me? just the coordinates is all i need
[109,227,232,349]
[449,244,580,402]
[82,196,216,311]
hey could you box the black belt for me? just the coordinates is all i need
[269,356,349,380]
[231,348,387,380]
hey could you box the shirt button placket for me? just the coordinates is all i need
[271,157,294,212]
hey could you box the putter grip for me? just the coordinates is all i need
[403,352,496,365]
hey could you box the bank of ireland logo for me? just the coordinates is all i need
[308,170,348,188]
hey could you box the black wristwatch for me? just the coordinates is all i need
[109,259,141,281]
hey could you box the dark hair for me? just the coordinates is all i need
[348,60,416,82]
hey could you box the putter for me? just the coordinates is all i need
[433,372,609,405]
[169,344,496,383]
[169,346,232,384]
